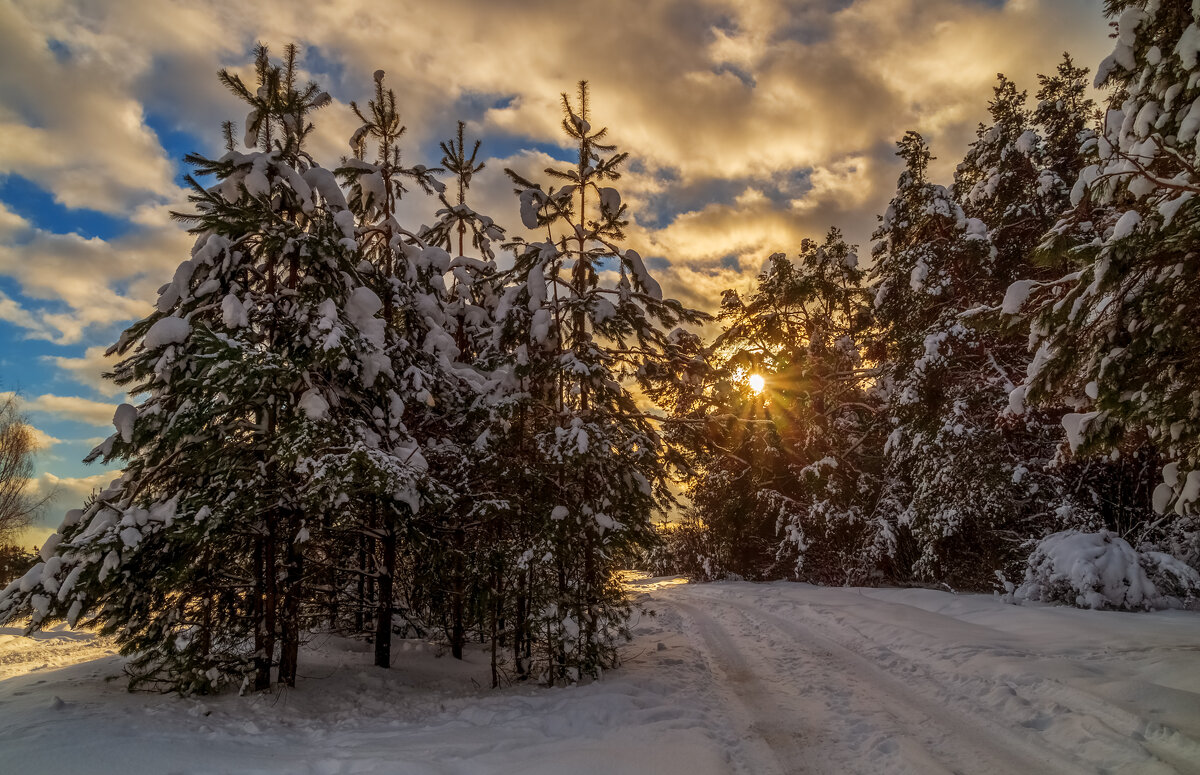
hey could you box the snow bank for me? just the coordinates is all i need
[1016,529,1200,610]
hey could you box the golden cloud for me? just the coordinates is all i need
[1,391,118,427]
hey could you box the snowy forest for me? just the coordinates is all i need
[2,0,1200,698]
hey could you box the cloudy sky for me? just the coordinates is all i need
[0,0,1112,543]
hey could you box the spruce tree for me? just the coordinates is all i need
[678,231,889,583]
[417,120,507,664]
[1019,0,1200,562]
[339,72,495,669]
[870,132,1032,586]
[1032,54,1099,217]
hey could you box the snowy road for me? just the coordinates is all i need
[2,578,1199,774]
[651,581,1200,774]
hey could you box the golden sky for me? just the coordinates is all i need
[0,0,1112,542]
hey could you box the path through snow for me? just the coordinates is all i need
[1,577,1197,774]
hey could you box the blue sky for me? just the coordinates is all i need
[0,0,1111,545]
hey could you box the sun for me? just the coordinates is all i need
[748,373,765,394]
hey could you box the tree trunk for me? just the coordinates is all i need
[355,533,367,633]
[450,524,466,660]
[490,559,501,688]
[253,525,277,691]
[374,513,396,669]
[277,515,304,687]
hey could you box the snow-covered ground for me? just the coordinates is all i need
[2,576,1198,774]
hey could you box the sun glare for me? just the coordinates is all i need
[748,373,765,394]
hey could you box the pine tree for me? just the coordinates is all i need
[416,120,507,664]
[1032,53,1099,217]
[870,132,1034,587]
[0,45,415,693]
[338,71,488,669]
[496,81,704,682]
[955,75,1050,280]
[677,231,889,583]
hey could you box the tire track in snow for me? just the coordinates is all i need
[670,599,814,775]
[668,589,1097,775]
[685,587,1198,775]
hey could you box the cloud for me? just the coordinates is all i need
[25,425,61,452]
[0,200,28,238]
[0,0,1116,347]
[1,391,117,427]
[32,470,120,501]
[0,2,181,213]
[0,208,191,344]
[44,345,124,397]
[0,288,53,340]
[0,0,1125,540]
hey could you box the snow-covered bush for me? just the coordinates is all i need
[1016,530,1200,610]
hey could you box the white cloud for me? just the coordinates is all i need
[32,470,120,501]
[0,213,190,344]
[1,391,117,427]
[25,425,61,451]
[0,0,1115,342]
[0,0,1124,540]
[0,2,180,213]
[44,345,124,397]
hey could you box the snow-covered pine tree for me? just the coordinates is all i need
[416,120,508,664]
[955,75,1053,280]
[496,81,704,682]
[1018,1,1200,563]
[677,231,889,583]
[753,233,890,584]
[1032,54,1100,219]
[0,45,417,693]
[338,71,488,669]
[991,59,1162,550]
[870,132,1033,587]
[950,76,1095,572]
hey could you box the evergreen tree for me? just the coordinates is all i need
[338,72,516,670]
[871,132,1043,587]
[496,81,704,682]
[0,543,37,586]
[955,75,1050,280]
[0,45,417,693]
[678,232,889,583]
[415,119,507,665]
[1032,53,1099,217]
[1019,0,1200,562]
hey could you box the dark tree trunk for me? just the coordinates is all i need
[278,515,304,687]
[450,525,466,660]
[355,533,367,633]
[374,515,396,669]
[253,525,277,691]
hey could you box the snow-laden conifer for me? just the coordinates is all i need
[1020,2,1200,560]
[495,81,705,682]
[672,231,889,583]
[0,45,419,693]
[871,132,1039,586]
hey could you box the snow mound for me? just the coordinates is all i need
[1016,529,1200,610]
[144,316,190,348]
